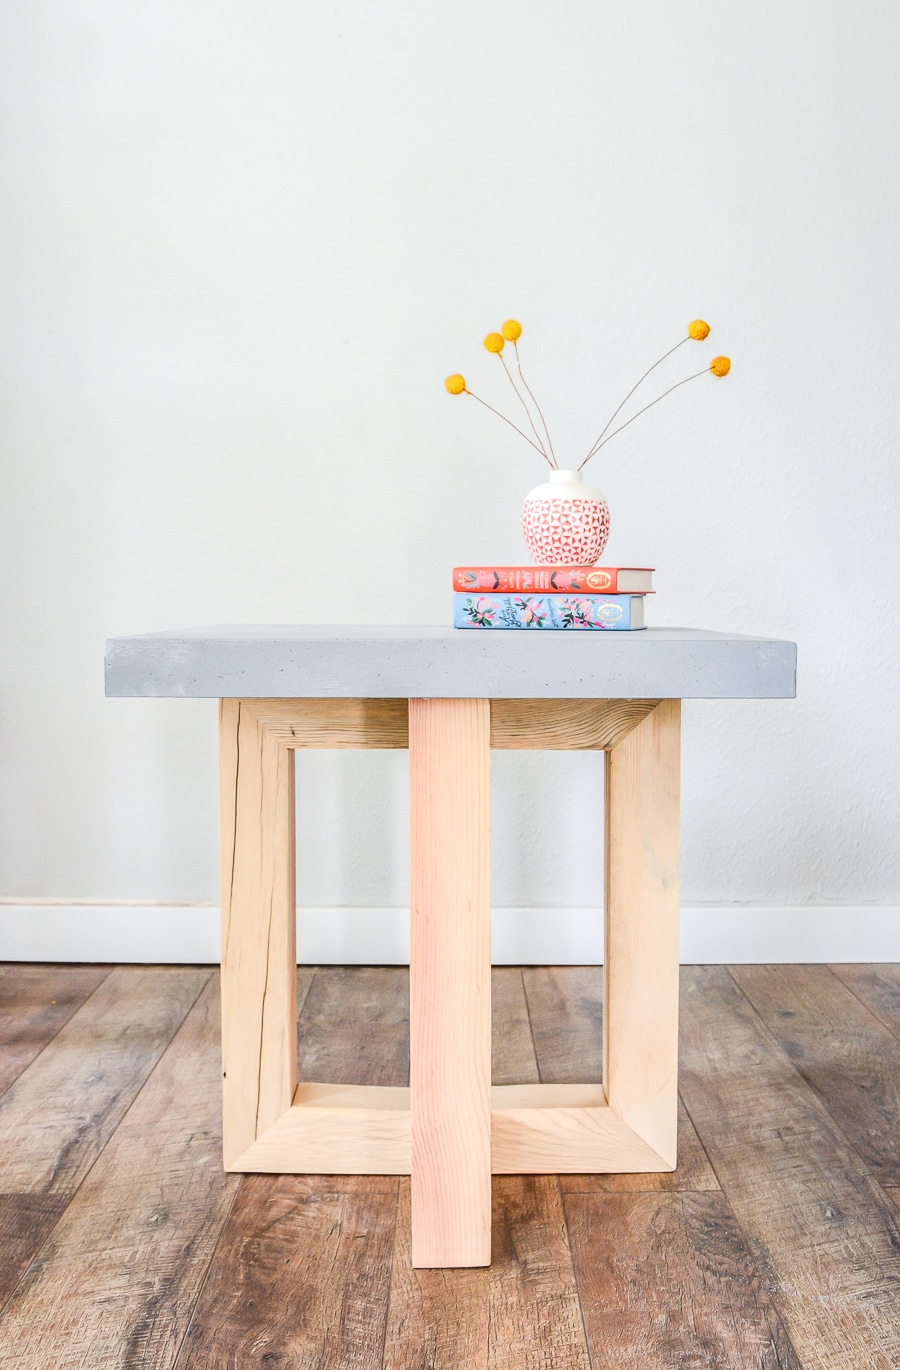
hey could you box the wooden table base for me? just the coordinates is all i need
[218,696,680,1269]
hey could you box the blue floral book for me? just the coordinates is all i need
[453,593,646,630]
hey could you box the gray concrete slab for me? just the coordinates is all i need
[104,625,797,699]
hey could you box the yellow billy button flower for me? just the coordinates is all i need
[688,319,710,340]
[483,332,505,353]
[445,373,466,395]
[501,319,522,342]
[710,355,731,377]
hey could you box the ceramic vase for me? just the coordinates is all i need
[521,469,610,565]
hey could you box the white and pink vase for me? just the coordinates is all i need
[521,469,610,565]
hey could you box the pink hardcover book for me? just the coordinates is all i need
[452,566,654,593]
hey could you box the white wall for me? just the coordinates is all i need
[1,2,898,954]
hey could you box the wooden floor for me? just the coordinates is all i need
[0,965,899,1367]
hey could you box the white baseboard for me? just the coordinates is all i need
[0,902,897,964]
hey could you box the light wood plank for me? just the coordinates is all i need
[383,1177,591,1370]
[0,964,110,1098]
[497,965,718,1191]
[605,698,680,1166]
[0,966,208,1193]
[243,696,409,748]
[491,1089,669,1175]
[174,1175,399,1369]
[230,1084,411,1174]
[731,964,900,1185]
[219,698,296,1168]
[680,964,900,1368]
[409,697,491,1267]
[565,1190,801,1368]
[559,1097,720,1193]
[490,697,659,750]
[0,978,238,1369]
[227,1082,681,1176]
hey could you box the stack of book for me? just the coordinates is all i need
[452,566,653,630]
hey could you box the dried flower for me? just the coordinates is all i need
[483,332,505,354]
[444,374,466,395]
[710,356,731,376]
[501,319,522,342]
[688,319,710,340]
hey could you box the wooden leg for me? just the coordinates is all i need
[604,698,680,1166]
[219,699,297,1169]
[408,698,492,1267]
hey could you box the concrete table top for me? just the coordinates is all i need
[104,625,797,700]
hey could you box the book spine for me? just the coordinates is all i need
[453,566,628,593]
[453,593,643,630]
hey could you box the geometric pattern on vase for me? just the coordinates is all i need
[522,496,611,565]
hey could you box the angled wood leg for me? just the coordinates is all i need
[604,698,681,1167]
[409,698,492,1267]
[219,699,297,1169]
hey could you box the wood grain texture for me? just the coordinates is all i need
[175,1174,399,1370]
[0,976,238,1370]
[491,1094,668,1175]
[0,966,208,1194]
[680,965,900,1369]
[558,1098,720,1193]
[297,966,409,1087]
[491,968,539,1087]
[240,696,409,748]
[231,1083,411,1175]
[0,964,110,1098]
[0,1194,69,1312]
[830,963,900,1040]
[383,1177,590,1370]
[604,699,680,1167]
[731,963,900,1185]
[409,698,492,1267]
[489,698,659,750]
[564,1190,801,1369]
[219,697,296,1168]
[523,965,603,1083]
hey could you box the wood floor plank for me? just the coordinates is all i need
[730,963,900,1185]
[680,965,900,1369]
[0,966,209,1194]
[0,976,237,1368]
[522,966,602,1083]
[830,963,900,1040]
[383,1176,591,1370]
[175,1173,399,1369]
[491,968,539,1086]
[559,1097,720,1193]
[564,1190,799,1368]
[297,966,409,1087]
[0,1194,70,1310]
[0,963,110,1097]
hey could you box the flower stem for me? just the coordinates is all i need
[514,342,557,467]
[466,390,555,465]
[582,336,690,465]
[498,354,549,459]
[578,368,708,469]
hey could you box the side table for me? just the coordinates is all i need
[106,625,796,1268]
